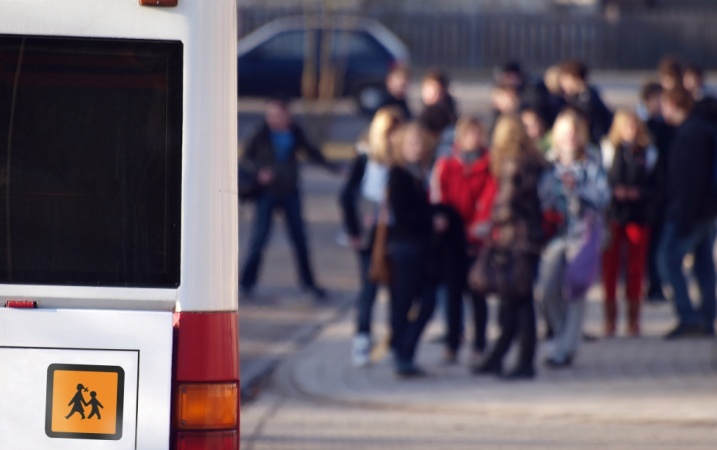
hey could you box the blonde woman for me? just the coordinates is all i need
[538,108,610,368]
[339,106,404,367]
[600,110,657,337]
[471,115,547,380]
[387,121,441,377]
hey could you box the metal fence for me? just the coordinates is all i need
[239,7,717,70]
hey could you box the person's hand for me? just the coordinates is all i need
[433,214,449,233]
[613,185,627,200]
[472,222,492,239]
[257,168,274,186]
[625,187,640,201]
[349,236,363,250]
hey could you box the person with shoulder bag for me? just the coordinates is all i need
[469,115,548,380]
[537,108,610,369]
[339,106,404,367]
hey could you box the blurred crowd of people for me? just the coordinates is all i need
[238,55,717,381]
[338,57,717,379]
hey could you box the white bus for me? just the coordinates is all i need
[0,1,239,449]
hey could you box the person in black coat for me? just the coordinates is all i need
[239,96,335,300]
[658,88,717,339]
[638,82,675,303]
[559,60,613,145]
[600,110,658,337]
[377,64,412,120]
[417,68,458,137]
[387,122,442,377]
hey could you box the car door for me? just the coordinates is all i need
[329,29,393,110]
[238,28,318,98]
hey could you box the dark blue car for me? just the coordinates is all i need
[237,16,410,114]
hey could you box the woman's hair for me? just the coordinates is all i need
[607,109,651,149]
[490,115,544,176]
[551,108,590,159]
[454,116,485,147]
[366,106,404,164]
[392,121,435,168]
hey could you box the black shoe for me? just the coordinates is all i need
[471,360,502,376]
[501,366,535,380]
[544,355,572,369]
[646,293,668,304]
[582,332,599,342]
[305,285,327,301]
[239,286,256,302]
[664,323,705,340]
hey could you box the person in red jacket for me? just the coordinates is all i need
[431,116,497,367]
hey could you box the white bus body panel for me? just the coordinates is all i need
[0,0,239,313]
[0,308,173,449]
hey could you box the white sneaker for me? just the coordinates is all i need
[352,334,371,368]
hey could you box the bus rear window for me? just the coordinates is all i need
[0,36,182,288]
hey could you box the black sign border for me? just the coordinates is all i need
[45,364,125,441]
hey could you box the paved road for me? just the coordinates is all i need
[238,167,717,449]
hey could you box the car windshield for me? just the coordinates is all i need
[0,36,183,287]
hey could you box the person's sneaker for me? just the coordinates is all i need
[468,350,483,370]
[501,366,535,381]
[351,334,371,368]
[471,359,502,376]
[646,293,668,304]
[304,285,328,301]
[664,323,705,340]
[395,363,428,379]
[544,354,573,369]
[239,285,256,303]
[443,349,458,365]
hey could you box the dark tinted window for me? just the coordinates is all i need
[0,36,182,287]
[331,30,386,59]
[253,30,307,60]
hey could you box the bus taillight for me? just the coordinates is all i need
[172,312,240,449]
[139,0,178,6]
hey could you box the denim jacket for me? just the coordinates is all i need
[539,147,610,242]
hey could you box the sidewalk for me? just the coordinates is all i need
[239,168,717,449]
[238,167,356,399]
[241,289,717,449]
[281,289,717,423]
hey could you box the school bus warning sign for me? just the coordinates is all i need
[45,364,125,440]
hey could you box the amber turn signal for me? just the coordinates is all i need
[176,383,238,430]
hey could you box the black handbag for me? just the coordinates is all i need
[469,245,535,299]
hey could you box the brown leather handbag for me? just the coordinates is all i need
[368,218,392,284]
[469,245,534,299]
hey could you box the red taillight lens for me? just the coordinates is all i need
[177,431,238,450]
[5,300,37,308]
[139,0,178,6]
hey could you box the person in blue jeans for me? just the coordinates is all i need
[658,88,717,339]
[387,122,443,377]
[339,106,404,367]
[239,96,335,300]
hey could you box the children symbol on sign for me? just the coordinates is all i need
[65,384,89,420]
[87,391,104,420]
